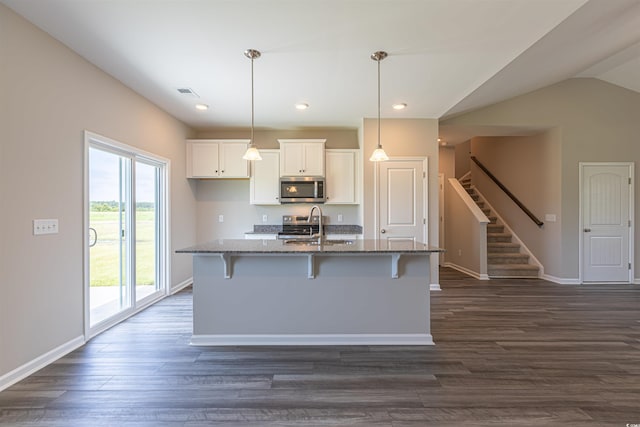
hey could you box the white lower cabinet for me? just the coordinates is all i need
[326,234,359,240]
[250,150,280,205]
[325,149,359,204]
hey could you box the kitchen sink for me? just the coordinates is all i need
[284,238,355,246]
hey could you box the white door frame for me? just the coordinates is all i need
[578,162,634,284]
[438,172,445,265]
[83,131,171,340]
[373,157,428,243]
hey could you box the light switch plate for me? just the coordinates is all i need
[262,214,268,222]
[33,219,59,235]
[218,215,224,223]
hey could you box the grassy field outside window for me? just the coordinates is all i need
[90,209,155,287]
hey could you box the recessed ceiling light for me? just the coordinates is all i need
[295,103,309,110]
[392,103,407,110]
[195,103,209,111]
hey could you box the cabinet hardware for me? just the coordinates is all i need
[584,228,591,232]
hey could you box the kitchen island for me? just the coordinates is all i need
[177,239,442,346]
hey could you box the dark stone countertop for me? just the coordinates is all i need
[177,238,442,255]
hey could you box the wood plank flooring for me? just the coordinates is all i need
[1,268,639,426]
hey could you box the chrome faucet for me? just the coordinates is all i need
[308,205,323,243]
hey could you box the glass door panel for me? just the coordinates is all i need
[88,147,132,327]
[135,160,161,302]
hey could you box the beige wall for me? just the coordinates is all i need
[194,180,361,242]
[361,118,439,283]
[0,5,196,378]
[454,140,471,178]
[189,128,361,240]
[470,131,562,277]
[196,128,358,149]
[443,78,640,280]
[362,118,439,241]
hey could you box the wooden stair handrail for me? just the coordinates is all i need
[470,156,544,228]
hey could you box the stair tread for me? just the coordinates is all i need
[488,264,539,270]
[462,178,539,278]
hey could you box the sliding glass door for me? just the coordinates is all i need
[88,147,132,327]
[135,160,163,304]
[86,133,167,336]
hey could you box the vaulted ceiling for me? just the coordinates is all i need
[2,0,639,131]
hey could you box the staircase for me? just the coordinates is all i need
[460,177,540,278]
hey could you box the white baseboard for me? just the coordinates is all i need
[634,278,640,285]
[430,283,441,291]
[171,277,193,294]
[191,333,434,346]
[0,335,84,392]
[444,262,490,280]
[542,274,581,285]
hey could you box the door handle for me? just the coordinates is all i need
[381,229,386,234]
[89,227,97,247]
[584,228,591,232]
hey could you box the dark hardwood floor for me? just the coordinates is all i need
[1,268,639,426]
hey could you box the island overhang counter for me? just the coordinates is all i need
[177,239,442,346]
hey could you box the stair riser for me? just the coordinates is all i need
[488,256,530,264]
[463,177,538,279]
[488,247,521,253]
[488,236,512,243]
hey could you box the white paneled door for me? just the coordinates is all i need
[581,163,634,282]
[377,159,427,247]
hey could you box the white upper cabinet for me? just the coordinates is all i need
[325,149,359,204]
[250,149,280,205]
[278,139,325,177]
[186,140,250,178]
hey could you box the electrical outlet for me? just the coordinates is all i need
[337,214,343,223]
[262,214,268,222]
[33,219,59,235]
[458,249,462,256]
[218,215,224,223]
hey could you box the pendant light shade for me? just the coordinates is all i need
[369,50,389,162]
[242,49,262,161]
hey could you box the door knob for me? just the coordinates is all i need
[381,229,386,234]
[584,228,591,232]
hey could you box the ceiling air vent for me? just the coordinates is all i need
[177,87,199,97]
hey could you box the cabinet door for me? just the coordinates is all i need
[325,150,357,204]
[280,143,305,176]
[250,150,280,205]
[220,143,249,178]
[189,142,219,177]
[303,143,325,176]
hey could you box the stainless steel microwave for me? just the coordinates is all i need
[279,177,325,203]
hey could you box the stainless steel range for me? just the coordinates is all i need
[277,215,321,239]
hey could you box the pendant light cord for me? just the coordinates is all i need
[377,57,381,149]
[250,54,255,147]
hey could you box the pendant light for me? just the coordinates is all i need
[369,51,389,162]
[242,49,262,161]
